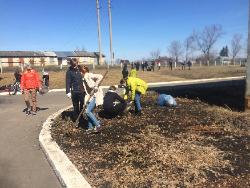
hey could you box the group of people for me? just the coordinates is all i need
[129,60,161,72]
[14,58,177,133]
[66,58,149,133]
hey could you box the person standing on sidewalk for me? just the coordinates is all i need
[13,68,22,95]
[66,58,85,121]
[79,66,103,133]
[21,64,41,115]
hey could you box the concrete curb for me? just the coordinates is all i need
[39,105,92,188]
[0,76,245,96]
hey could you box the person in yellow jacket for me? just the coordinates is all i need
[125,75,148,116]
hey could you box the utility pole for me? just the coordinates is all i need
[108,0,114,67]
[246,0,250,110]
[95,0,102,69]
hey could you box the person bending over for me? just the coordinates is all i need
[103,85,127,118]
[80,66,103,133]
[125,76,147,116]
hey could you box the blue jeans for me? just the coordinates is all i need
[134,92,141,112]
[86,98,100,129]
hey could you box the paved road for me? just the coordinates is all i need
[0,91,71,188]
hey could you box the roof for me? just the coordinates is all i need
[0,51,105,58]
[0,51,46,57]
[43,51,57,57]
[54,51,76,58]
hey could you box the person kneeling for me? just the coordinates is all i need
[103,86,127,118]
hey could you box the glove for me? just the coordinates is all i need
[94,86,98,93]
[66,93,71,98]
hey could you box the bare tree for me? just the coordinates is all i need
[231,34,243,64]
[184,35,196,61]
[150,49,161,60]
[168,40,183,63]
[193,24,223,61]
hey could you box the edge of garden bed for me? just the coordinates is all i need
[39,105,92,188]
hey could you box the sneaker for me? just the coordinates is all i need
[135,111,142,116]
[94,126,102,133]
[31,111,37,115]
[85,128,94,134]
[26,110,31,116]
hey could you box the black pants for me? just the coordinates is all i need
[104,102,127,117]
[71,92,85,117]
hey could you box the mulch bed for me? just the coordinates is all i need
[51,92,250,188]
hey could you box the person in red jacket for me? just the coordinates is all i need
[21,64,41,115]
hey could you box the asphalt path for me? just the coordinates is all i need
[0,91,71,188]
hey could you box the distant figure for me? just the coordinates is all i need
[131,62,134,69]
[181,61,186,70]
[12,68,22,95]
[141,61,145,72]
[157,61,161,70]
[157,94,177,107]
[103,85,127,118]
[14,68,22,83]
[151,61,155,72]
[145,61,148,70]
[187,60,192,70]
[169,59,173,71]
[42,70,49,87]
[122,64,129,79]
[135,62,140,71]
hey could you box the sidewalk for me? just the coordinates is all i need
[0,91,71,188]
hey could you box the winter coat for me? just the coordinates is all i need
[126,77,148,100]
[65,67,84,94]
[21,69,41,90]
[83,72,103,106]
[103,90,126,111]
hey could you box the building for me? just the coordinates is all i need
[0,51,57,67]
[0,51,105,67]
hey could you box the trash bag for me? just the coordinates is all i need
[157,94,177,107]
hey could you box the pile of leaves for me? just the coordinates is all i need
[51,92,250,187]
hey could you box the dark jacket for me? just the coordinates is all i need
[66,67,84,94]
[14,72,22,82]
[122,65,129,79]
[103,91,126,111]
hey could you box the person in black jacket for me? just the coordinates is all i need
[122,63,129,79]
[66,58,85,120]
[103,85,127,118]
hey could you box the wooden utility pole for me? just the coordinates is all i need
[96,0,102,68]
[108,0,114,67]
[245,0,250,110]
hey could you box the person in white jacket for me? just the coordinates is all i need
[79,65,103,133]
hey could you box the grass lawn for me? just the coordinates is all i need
[0,66,246,89]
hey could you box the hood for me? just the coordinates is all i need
[129,69,137,77]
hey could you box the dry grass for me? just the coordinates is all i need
[0,66,245,89]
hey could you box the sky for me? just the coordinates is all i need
[0,0,248,61]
